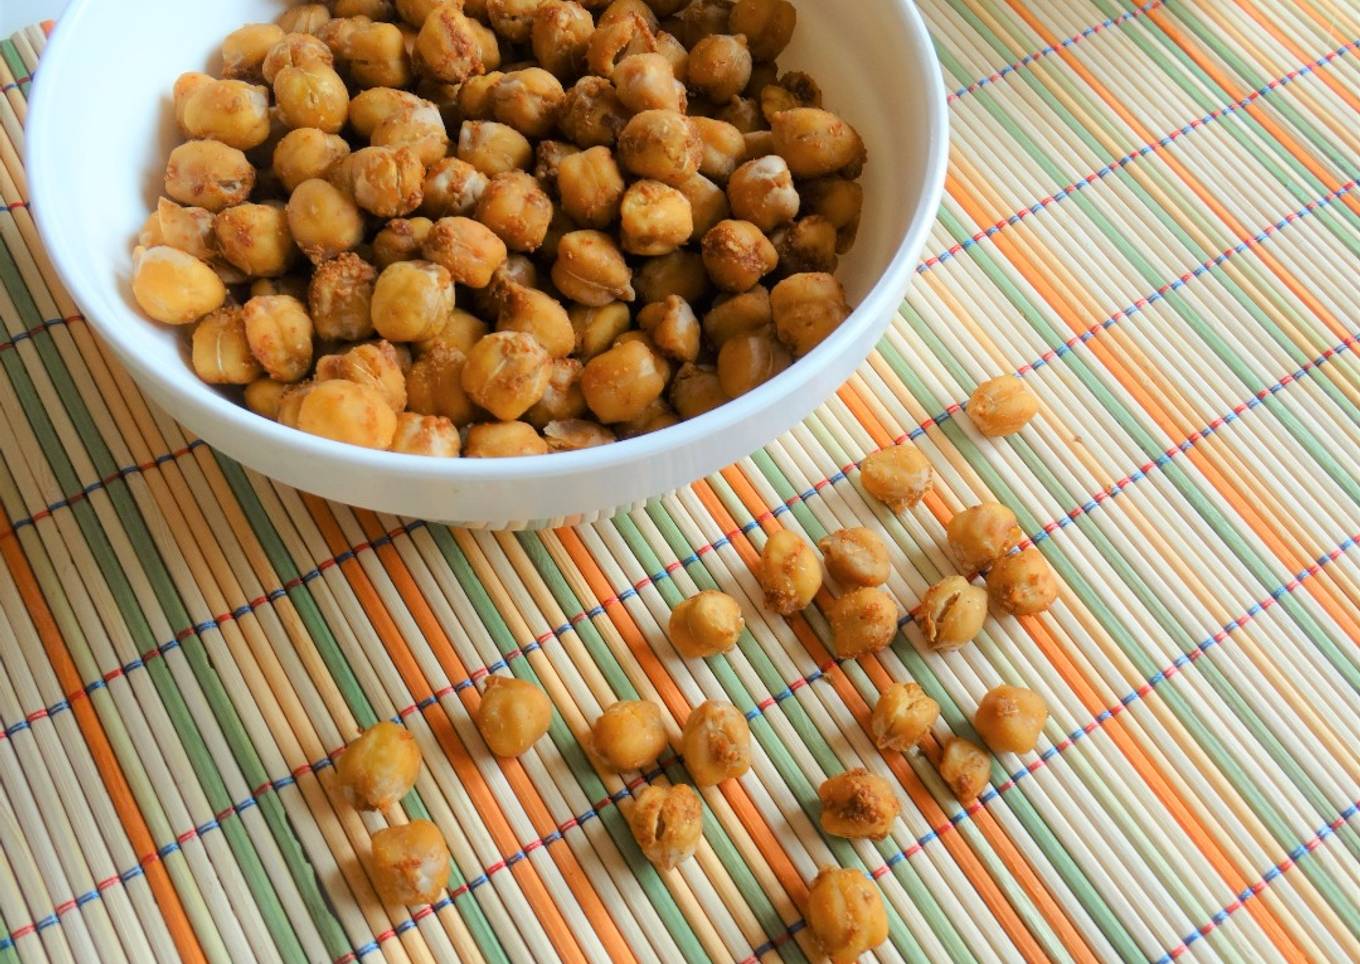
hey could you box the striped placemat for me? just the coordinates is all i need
[4,1,1360,960]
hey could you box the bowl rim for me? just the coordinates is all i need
[26,0,948,484]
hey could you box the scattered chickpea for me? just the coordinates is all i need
[286,178,365,263]
[181,79,271,150]
[771,107,866,178]
[771,271,849,356]
[495,282,575,357]
[829,587,898,659]
[702,219,778,292]
[308,253,376,342]
[564,303,627,362]
[462,330,552,420]
[986,547,1058,616]
[939,736,990,803]
[557,145,626,228]
[870,682,939,752]
[275,380,314,428]
[726,155,798,234]
[628,784,702,870]
[918,575,988,651]
[616,179,692,256]
[390,412,461,455]
[347,146,426,217]
[336,720,422,811]
[464,420,551,456]
[165,140,255,212]
[421,157,488,217]
[486,0,547,42]
[729,0,796,62]
[553,230,636,305]
[544,418,617,450]
[618,109,702,186]
[599,0,659,31]
[131,246,227,325]
[818,768,899,840]
[589,700,667,771]
[669,589,744,658]
[559,76,630,147]
[422,216,509,287]
[191,306,263,384]
[370,820,451,906]
[372,98,451,165]
[669,363,724,419]
[613,53,685,114]
[532,1,594,79]
[946,502,1021,573]
[406,344,477,424]
[975,684,1047,754]
[316,341,407,413]
[581,339,668,423]
[969,374,1038,437]
[758,529,821,614]
[373,216,436,268]
[859,443,932,513]
[533,139,580,191]
[689,116,744,181]
[523,355,585,425]
[476,675,553,757]
[242,295,313,382]
[716,327,789,398]
[296,379,398,448]
[476,171,554,251]
[414,4,486,83]
[818,527,889,588]
[634,249,710,305]
[681,700,750,786]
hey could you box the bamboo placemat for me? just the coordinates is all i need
[3,1,1360,960]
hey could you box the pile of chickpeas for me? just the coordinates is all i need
[131,0,867,458]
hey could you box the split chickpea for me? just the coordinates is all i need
[628,784,702,870]
[681,700,750,786]
[870,682,939,752]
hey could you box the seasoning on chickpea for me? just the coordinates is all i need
[139,197,217,262]
[987,547,1058,616]
[532,0,594,79]
[273,64,349,133]
[414,3,485,83]
[586,12,657,77]
[581,339,669,423]
[729,0,796,62]
[191,306,263,384]
[261,33,334,87]
[464,420,551,456]
[297,379,399,448]
[346,146,426,218]
[372,217,435,268]
[417,307,487,358]
[667,0,732,48]
[687,33,752,104]
[772,214,839,275]
[758,529,821,614]
[725,155,798,234]
[613,52,686,113]
[458,120,534,175]
[771,271,849,356]
[703,284,768,346]
[491,67,566,138]
[669,363,725,418]
[495,283,575,357]
[772,108,866,179]
[241,294,313,383]
[947,502,1021,573]
[618,109,702,186]
[870,682,938,752]
[370,260,454,343]
[286,178,364,263]
[716,327,789,398]
[423,216,509,287]
[559,76,631,147]
[222,23,286,81]
[589,700,667,771]
[628,784,702,870]
[975,684,1047,754]
[969,374,1038,437]
[669,589,743,658]
[316,341,408,414]
[461,330,552,420]
[553,230,636,305]
[818,527,889,588]
[273,128,351,192]
[181,79,272,150]
[421,157,488,217]
[681,700,750,786]
[244,377,289,419]
[165,140,256,213]
[476,675,553,757]
[390,412,461,455]
[829,587,898,658]
[818,768,899,840]
[307,253,376,341]
[620,179,693,256]
[805,875,887,964]
[349,21,413,89]
[214,202,296,279]
[131,246,227,325]
[396,0,442,27]
[372,98,451,165]
[918,575,988,651]
[405,344,477,424]
[702,219,778,292]
[476,171,554,251]
[556,146,625,228]
[859,443,932,513]
[801,176,863,253]
[939,736,990,803]
[370,820,451,906]
[637,295,701,362]
[336,720,422,811]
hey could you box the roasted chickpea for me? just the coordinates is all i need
[245,377,289,419]
[542,201,576,260]
[947,503,1021,573]
[716,327,788,398]
[485,0,545,41]
[860,443,932,514]
[406,344,477,424]
[250,276,311,301]
[681,700,749,786]
[140,197,217,262]
[336,720,422,811]
[241,294,314,382]
[181,79,271,150]
[349,21,413,88]
[559,76,631,147]
[350,86,422,134]
[421,157,488,217]
[615,181,692,257]
[296,379,398,447]
[715,95,764,133]
[490,67,565,138]
[818,768,899,840]
[370,821,451,906]
[423,216,509,286]
[314,14,370,59]
[600,0,659,29]
[770,271,849,356]
[396,0,443,26]
[939,736,990,803]
[671,174,726,242]
[818,527,889,588]
[475,254,539,317]
[653,30,689,81]
[687,33,750,103]
[987,548,1058,616]
[667,0,731,47]
[870,682,938,752]
[634,295,697,363]
[628,784,701,870]
[532,1,594,78]
[191,306,263,384]
[801,176,863,253]
[223,23,286,81]
[587,13,657,77]
[729,0,793,61]
[617,397,680,438]
[758,529,820,614]
[579,339,669,424]
[703,284,768,346]
[273,64,349,132]
[669,363,725,418]
[316,340,407,412]
[806,867,888,964]
[415,4,485,83]
[688,116,744,181]
[569,302,632,360]
[165,140,255,212]
[465,420,551,456]
[495,283,574,357]
[727,154,798,232]
[772,215,838,276]
[532,140,580,192]
[635,250,709,305]
[613,53,685,113]
[553,230,635,305]
[772,107,866,178]
[590,700,666,771]
[373,216,435,267]
[279,3,332,33]
[544,418,616,450]
[262,33,334,85]
[131,246,227,325]
[286,178,364,263]
[739,128,775,162]
[417,306,488,356]
[969,375,1038,437]
[372,98,451,165]
[557,146,626,228]
[475,171,553,251]
[975,685,1047,755]
[346,146,425,218]
[462,330,551,419]
[918,575,988,651]
[457,120,533,176]
[618,109,702,185]
[668,589,743,658]
[701,219,777,292]
[477,675,553,757]
[214,202,296,278]
[334,0,394,18]
[523,358,586,426]
[308,252,377,341]
[390,412,461,455]
[759,70,821,123]
[829,587,898,658]
[273,128,350,192]
[371,260,455,342]
[275,380,314,428]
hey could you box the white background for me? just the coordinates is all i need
[2,0,67,39]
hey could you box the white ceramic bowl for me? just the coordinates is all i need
[28,0,946,529]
